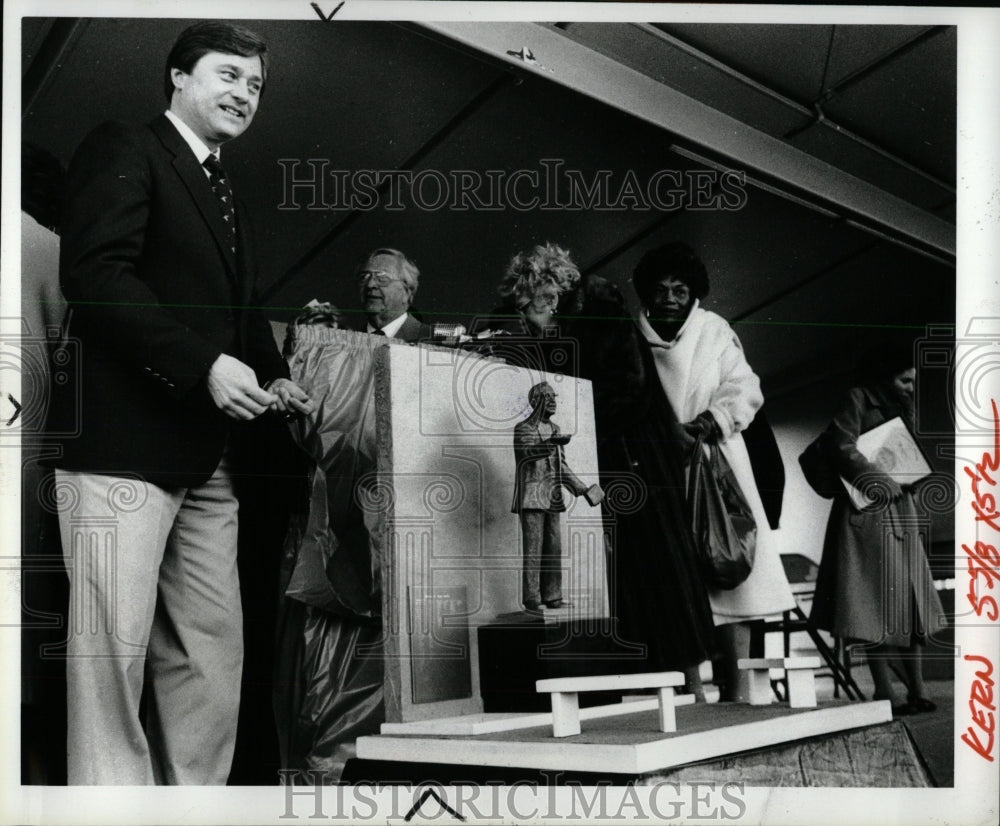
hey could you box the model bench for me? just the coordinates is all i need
[535,672,685,737]
[737,656,821,708]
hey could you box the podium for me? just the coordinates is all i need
[369,338,610,722]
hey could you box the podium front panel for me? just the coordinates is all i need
[374,343,609,722]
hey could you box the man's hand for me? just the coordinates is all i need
[267,378,316,418]
[550,433,572,446]
[206,354,276,420]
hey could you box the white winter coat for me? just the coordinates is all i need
[639,304,795,622]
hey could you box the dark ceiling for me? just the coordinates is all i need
[22,18,955,398]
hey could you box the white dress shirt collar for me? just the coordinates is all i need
[368,312,409,338]
[164,110,218,166]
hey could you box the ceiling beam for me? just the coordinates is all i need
[22,19,87,117]
[413,20,954,259]
[821,25,947,100]
[632,23,954,195]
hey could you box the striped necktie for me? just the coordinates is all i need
[202,154,237,255]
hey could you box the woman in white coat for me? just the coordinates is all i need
[633,242,795,701]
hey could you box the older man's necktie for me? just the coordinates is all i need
[202,154,237,255]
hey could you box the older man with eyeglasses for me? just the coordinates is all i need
[355,247,431,342]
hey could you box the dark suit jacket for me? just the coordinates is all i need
[47,116,288,488]
[511,417,588,513]
[394,314,432,344]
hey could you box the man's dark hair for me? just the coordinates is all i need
[632,241,710,305]
[164,21,269,104]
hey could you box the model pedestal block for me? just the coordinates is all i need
[738,657,821,707]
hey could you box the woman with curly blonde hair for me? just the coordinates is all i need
[495,243,581,335]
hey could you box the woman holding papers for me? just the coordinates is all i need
[810,345,947,715]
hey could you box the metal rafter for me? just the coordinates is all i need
[412,20,954,260]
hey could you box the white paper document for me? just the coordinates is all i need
[841,416,933,510]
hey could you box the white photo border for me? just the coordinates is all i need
[3,2,997,825]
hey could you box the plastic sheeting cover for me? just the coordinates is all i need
[274,327,395,781]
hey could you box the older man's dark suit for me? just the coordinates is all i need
[355,312,431,343]
[49,115,287,484]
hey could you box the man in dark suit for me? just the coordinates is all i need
[355,248,431,341]
[511,382,603,611]
[46,22,312,785]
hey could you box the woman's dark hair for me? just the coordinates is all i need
[164,21,269,103]
[22,143,66,234]
[632,242,710,305]
[856,339,915,386]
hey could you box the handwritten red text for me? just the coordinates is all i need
[963,398,1000,532]
[961,654,995,762]
[960,399,999,763]
[964,540,1000,620]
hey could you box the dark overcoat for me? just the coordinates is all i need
[810,385,946,645]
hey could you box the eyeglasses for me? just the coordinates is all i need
[357,270,402,287]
